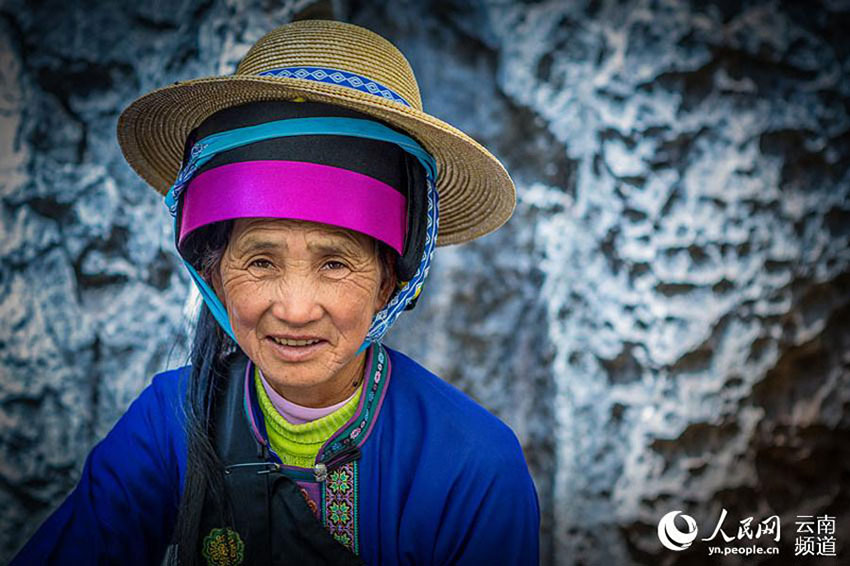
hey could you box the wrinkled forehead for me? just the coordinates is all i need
[227,218,376,255]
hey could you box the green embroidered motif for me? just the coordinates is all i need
[322,459,360,554]
[328,469,351,493]
[329,501,351,524]
[202,527,245,566]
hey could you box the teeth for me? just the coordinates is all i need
[271,337,319,347]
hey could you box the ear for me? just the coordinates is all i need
[208,262,225,303]
[374,251,397,313]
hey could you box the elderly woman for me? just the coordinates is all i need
[12,19,540,566]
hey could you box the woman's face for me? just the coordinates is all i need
[214,218,393,407]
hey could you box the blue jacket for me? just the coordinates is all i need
[12,346,540,565]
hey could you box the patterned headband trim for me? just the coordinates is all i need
[257,66,412,108]
[166,116,438,352]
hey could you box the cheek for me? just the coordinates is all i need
[222,278,270,328]
[326,278,382,329]
[220,269,381,336]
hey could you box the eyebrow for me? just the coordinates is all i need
[236,239,284,255]
[307,240,365,257]
[235,237,366,257]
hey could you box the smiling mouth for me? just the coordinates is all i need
[265,336,326,362]
[269,337,322,347]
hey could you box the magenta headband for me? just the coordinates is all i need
[178,160,408,254]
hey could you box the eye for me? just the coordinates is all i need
[322,260,348,271]
[248,258,274,270]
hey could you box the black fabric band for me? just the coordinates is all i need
[186,100,408,193]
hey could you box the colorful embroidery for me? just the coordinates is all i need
[319,346,389,463]
[296,480,322,521]
[315,345,392,555]
[329,501,350,523]
[322,459,359,554]
[258,66,412,107]
[299,486,319,517]
[328,468,351,494]
[201,527,245,566]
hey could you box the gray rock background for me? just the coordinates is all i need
[1,0,848,564]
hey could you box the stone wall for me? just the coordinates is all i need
[1,0,848,564]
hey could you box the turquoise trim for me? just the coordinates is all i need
[182,258,236,341]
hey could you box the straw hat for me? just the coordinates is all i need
[116,19,515,246]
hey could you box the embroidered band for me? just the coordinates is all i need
[323,460,359,553]
[258,66,412,107]
[179,160,408,254]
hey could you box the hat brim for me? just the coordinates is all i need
[116,75,515,246]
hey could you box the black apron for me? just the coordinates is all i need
[196,353,366,566]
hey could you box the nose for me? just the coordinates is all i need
[268,273,323,326]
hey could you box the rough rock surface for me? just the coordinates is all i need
[1,0,848,564]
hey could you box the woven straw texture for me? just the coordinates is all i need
[116,20,515,246]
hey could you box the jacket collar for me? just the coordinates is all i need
[241,343,392,479]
